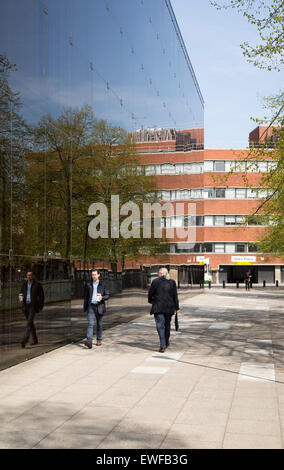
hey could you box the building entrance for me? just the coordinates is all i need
[219,265,258,284]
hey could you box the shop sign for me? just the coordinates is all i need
[231,256,256,264]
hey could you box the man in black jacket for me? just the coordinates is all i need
[19,271,44,348]
[148,267,180,353]
[83,269,109,349]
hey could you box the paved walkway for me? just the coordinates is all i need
[0,287,284,449]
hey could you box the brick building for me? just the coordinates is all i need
[131,126,283,285]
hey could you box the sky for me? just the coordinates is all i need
[171,0,283,149]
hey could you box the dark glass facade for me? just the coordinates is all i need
[0,0,204,369]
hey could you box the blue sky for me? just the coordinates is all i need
[171,0,283,149]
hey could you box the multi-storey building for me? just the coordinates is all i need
[134,126,283,285]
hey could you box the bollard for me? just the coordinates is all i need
[223,280,225,288]
[263,280,266,287]
[208,281,211,289]
[236,281,239,288]
[276,280,279,287]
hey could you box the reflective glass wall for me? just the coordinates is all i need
[0,0,204,369]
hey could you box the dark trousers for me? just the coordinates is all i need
[24,305,37,342]
[154,313,172,349]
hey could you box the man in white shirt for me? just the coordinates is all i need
[83,269,109,348]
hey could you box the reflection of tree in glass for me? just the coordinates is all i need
[0,55,28,256]
[30,107,167,269]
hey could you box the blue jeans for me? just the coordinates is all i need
[154,313,172,349]
[24,305,37,342]
[87,304,103,342]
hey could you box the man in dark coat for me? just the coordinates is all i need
[148,267,180,353]
[19,271,44,348]
[83,269,109,348]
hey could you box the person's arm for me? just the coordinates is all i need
[101,283,109,301]
[148,280,156,304]
[83,283,89,312]
[172,280,179,311]
[38,283,44,311]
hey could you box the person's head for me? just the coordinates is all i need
[26,271,33,282]
[91,269,100,282]
[158,267,170,280]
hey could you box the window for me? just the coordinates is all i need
[161,164,174,175]
[184,163,192,174]
[175,164,184,174]
[204,161,213,172]
[215,216,225,226]
[258,189,267,199]
[155,164,161,175]
[226,243,235,253]
[236,161,246,172]
[203,243,213,253]
[161,191,170,201]
[203,188,210,198]
[191,189,202,198]
[226,188,235,199]
[204,215,214,226]
[258,161,268,172]
[236,244,246,253]
[225,215,236,225]
[235,188,246,199]
[145,165,155,175]
[248,244,258,252]
[214,161,225,171]
[192,163,203,174]
[267,161,277,171]
[225,161,235,172]
[216,188,226,198]
[215,243,225,253]
[196,216,204,226]
[247,188,257,199]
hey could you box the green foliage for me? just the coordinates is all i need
[210,0,284,70]
[210,0,284,257]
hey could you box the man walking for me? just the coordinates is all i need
[148,267,180,353]
[19,270,44,348]
[83,269,109,348]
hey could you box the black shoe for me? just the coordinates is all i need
[159,347,166,353]
[166,341,170,348]
[30,340,38,345]
[21,340,26,348]
[84,339,92,349]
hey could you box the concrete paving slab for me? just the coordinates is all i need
[226,418,281,437]
[1,287,284,449]
[33,432,104,449]
[222,432,282,449]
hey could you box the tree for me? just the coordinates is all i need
[210,0,284,71]
[210,0,284,256]
[0,55,29,256]
[84,120,168,276]
[30,105,97,258]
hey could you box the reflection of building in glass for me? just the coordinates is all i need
[0,0,204,369]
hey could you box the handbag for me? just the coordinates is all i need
[175,312,179,331]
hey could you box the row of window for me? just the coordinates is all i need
[160,214,268,228]
[141,160,277,176]
[159,187,271,201]
[171,242,259,254]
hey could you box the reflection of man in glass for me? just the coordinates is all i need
[19,271,44,348]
